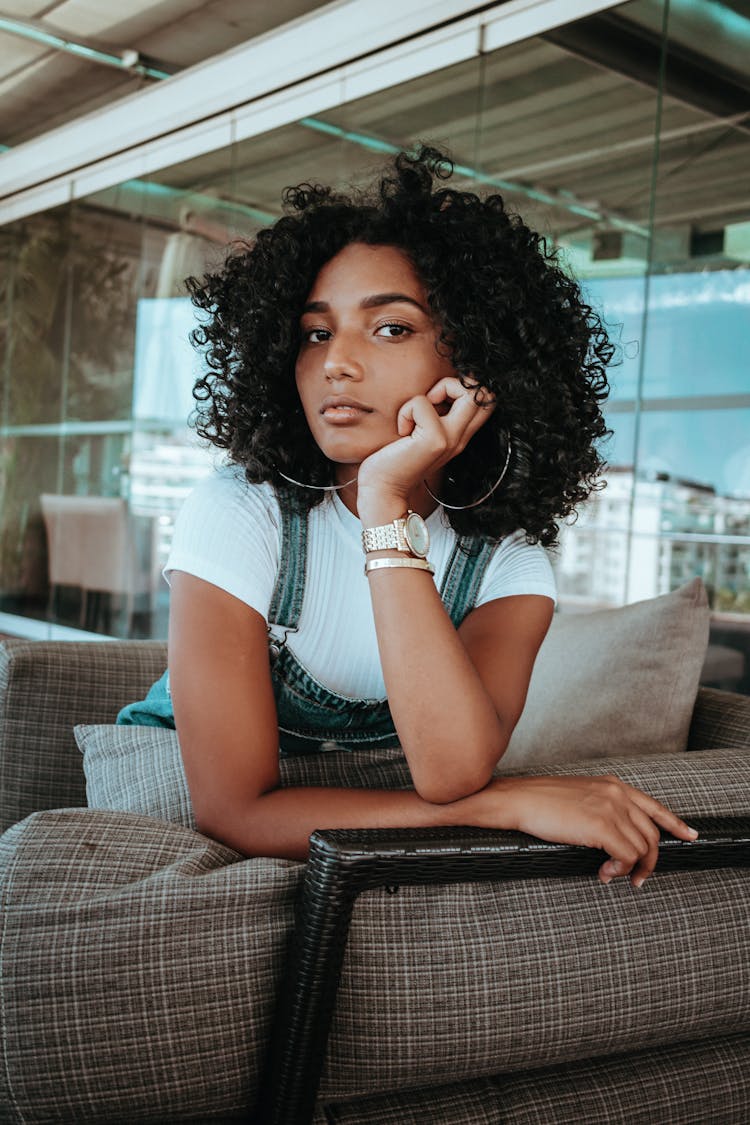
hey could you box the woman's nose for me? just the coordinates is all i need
[323,332,364,381]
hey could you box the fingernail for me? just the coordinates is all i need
[632,876,645,889]
[600,875,612,885]
[687,827,699,838]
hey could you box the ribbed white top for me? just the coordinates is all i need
[166,466,556,701]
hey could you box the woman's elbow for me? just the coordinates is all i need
[411,734,509,805]
[413,765,495,806]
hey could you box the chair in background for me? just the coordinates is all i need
[40,494,161,634]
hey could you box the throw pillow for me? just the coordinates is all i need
[499,576,710,769]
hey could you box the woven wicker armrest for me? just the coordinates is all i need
[256,817,750,1125]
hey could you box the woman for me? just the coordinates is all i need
[119,146,697,878]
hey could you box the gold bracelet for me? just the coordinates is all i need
[364,557,435,576]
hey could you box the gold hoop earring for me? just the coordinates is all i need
[423,437,512,511]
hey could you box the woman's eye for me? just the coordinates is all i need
[376,323,411,338]
[303,328,331,343]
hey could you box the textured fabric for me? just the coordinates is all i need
[315,1077,503,1124]
[163,467,555,701]
[314,1034,750,1124]
[3,751,749,1119]
[0,809,300,1123]
[503,578,710,767]
[0,638,167,833]
[491,1032,750,1124]
[687,685,750,750]
[320,858,750,1100]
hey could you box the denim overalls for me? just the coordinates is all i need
[117,502,498,755]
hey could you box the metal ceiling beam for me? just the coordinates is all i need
[0,12,178,80]
[545,10,750,135]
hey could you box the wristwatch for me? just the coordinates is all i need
[361,510,430,559]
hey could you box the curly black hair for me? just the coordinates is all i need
[187,146,612,547]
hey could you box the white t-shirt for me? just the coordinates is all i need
[165,466,556,701]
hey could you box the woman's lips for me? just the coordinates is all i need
[321,405,370,424]
[320,397,373,424]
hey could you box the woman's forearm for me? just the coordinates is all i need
[357,488,507,803]
[195,770,699,889]
[197,779,500,861]
[366,563,505,799]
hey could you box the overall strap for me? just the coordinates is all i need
[268,504,308,629]
[439,536,498,627]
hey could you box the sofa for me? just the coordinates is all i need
[2,578,750,1124]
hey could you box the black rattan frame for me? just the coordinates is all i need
[253,816,750,1124]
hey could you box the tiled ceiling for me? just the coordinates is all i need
[0,0,332,146]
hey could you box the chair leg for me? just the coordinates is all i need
[254,847,358,1125]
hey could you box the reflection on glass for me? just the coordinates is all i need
[583,270,750,401]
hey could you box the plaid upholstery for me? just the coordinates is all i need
[0,809,299,1123]
[313,1078,503,1124]
[687,686,750,751]
[0,639,167,833]
[319,857,750,1099]
[314,1034,750,1123]
[505,745,750,815]
[80,720,748,832]
[4,754,746,1118]
[491,1032,750,1124]
[2,640,750,1122]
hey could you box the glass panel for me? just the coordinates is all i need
[638,0,750,687]
[2,0,747,689]
[0,206,74,629]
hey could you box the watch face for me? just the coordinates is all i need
[404,512,430,558]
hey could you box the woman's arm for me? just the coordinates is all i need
[355,381,553,802]
[360,515,553,803]
[169,571,696,881]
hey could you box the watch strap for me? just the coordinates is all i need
[362,515,408,554]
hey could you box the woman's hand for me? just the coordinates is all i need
[477,774,699,887]
[357,376,496,499]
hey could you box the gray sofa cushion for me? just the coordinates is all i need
[2,749,749,1121]
[0,809,298,1123]
[502,577,710,767]
[0,639,167,833]
[312,1035,750,1124]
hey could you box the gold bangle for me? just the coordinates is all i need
[364,557,435,576]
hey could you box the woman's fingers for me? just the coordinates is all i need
[426,375,495,404]
[503,774,698,890]
[628,787,699,841]
[421,377,496,458]
[595,782,698,886]
[600,805,661,886]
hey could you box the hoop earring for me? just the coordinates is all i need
[276,469,357,492]
[424,436,512,511]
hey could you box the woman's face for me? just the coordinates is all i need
[295,242,456,476]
